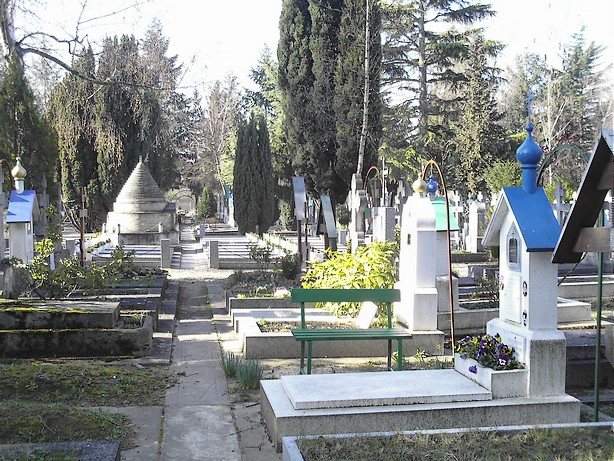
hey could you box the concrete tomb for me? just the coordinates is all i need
[105,158,179,245]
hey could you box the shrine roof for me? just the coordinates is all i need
[431,196,460,231]
[482,186,561,252]
[6,190,39,223]
[552,130,614,263]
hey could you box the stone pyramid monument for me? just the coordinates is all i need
[105,159,178,245]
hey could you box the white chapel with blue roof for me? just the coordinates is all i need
[5,158,39,264]
[482,122,569,397]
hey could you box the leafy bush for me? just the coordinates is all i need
[301,241,399,317]
[21,241,163,299]
[280,252,301,279]
[248,243,273,272]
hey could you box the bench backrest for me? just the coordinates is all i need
[291,288,400,329]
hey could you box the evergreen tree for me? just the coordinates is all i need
[278,0,383,206]
[0,58,57,195]
[48,47,98,228]
[381,0,495,162]
[247,47,293,228]
[196,185,216,218]
[335,0,382,191]
[451,32,508,195]
[278,0,315,189]
[140,20,182,189]
[233,114,276,235]
[307,0,344,201]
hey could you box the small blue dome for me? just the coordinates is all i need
[516,123,543,165]
[426,175,438,195]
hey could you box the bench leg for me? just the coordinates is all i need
[300,341,305,375]
[387,340,392,370]
[397,339,403,371]
[307,341,313,375]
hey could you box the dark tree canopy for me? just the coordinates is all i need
[233,113,276,235]
[48,28,181,230]
[278,0,382,206]
[0,58,57,196]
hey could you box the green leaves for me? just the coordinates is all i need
[301,241,399,317]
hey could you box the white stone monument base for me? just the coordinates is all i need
[395,285,439,331]
[487,318,567,397]
[261,369,580,451]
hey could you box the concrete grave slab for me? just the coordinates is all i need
[280,369,491,410]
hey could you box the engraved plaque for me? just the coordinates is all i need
[500,272,522,324]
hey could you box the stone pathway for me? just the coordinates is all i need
[158,226,241,460]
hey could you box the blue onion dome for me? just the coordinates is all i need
[426,175,439,195]
[516,123,543,165]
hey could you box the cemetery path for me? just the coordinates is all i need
[153,223,280,461]
[155,267,280,461]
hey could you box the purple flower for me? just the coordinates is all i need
[468,365,477,374]
[460,353,467,359]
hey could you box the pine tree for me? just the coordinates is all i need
[382,0,494,162]
[451,32,508,194]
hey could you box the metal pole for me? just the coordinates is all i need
[297,219,303,263]
[593,209,605,421]
[421,160,455,350]
[79,187,85,268]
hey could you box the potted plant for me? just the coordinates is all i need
[454,333,527,398]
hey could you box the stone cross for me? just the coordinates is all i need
[348,173,367,252]
[552,181,569,225]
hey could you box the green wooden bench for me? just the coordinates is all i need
[290,288,411,374]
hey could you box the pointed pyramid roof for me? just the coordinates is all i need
[111,160,170,213]
[115,160,166,203]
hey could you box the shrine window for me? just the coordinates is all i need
[507,225,520,270]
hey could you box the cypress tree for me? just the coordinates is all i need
[335,0,382,191]
[278,0,315,188]
[233,114,276,235]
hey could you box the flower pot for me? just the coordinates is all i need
[454,353,527,398]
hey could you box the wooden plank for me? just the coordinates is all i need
[572,227,614,253]
[291,328,411,341]
[291,288,400,303]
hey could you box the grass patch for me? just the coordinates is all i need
[219,351,242,378]
[0,360,174,406]
[237,359,263,389]
[298,427,614,461]
[0,402,135,447]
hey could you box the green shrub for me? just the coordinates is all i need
[301,241,399,318]
[280,252,301,279]
[196,186,217,218]
[248,243,273,272]
[278,199,295,230]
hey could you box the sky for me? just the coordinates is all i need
[25,0,614,93]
